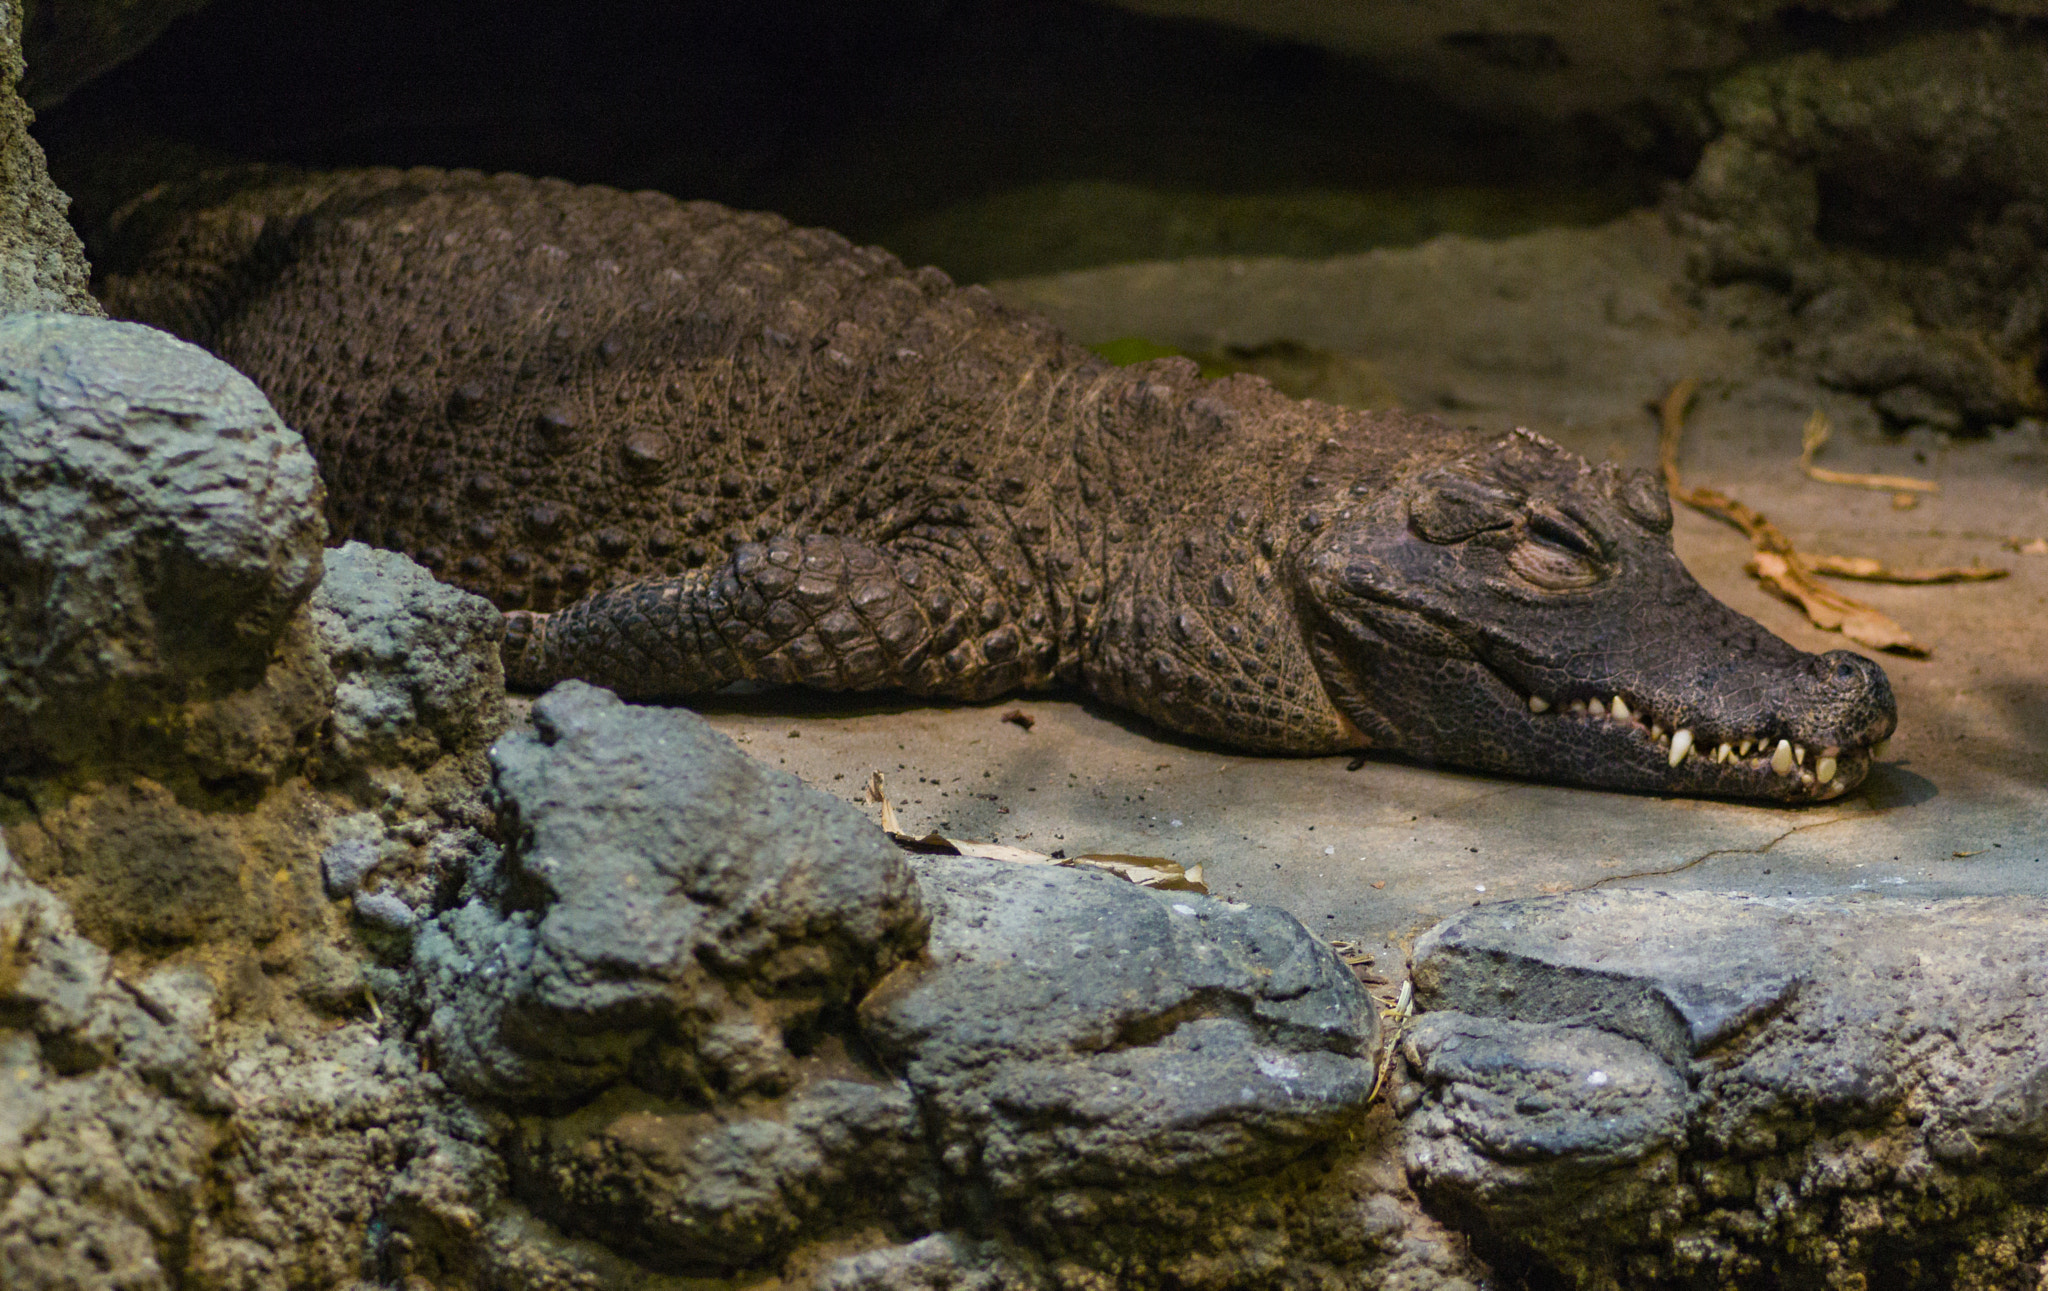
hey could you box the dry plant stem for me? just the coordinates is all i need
[1657,379,1930,656]
[1799,410,1939,493]
[1802,554,2005,584]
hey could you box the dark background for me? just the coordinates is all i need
[38,0,1679,280]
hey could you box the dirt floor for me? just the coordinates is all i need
[699,211,2048,961]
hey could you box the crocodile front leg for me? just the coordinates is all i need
[504,533,1052,702]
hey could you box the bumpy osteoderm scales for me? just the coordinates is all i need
[98,167,1895,800]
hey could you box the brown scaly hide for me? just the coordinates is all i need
[98,167,1460,753]
[96,167,1894,799]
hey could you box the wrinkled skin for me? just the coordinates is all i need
[95,167,1895,802]
[1300,431,1893,799]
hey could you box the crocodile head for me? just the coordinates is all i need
[1297,429,1896,801]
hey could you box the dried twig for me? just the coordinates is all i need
[1798,410,1939,494]
[1658,380,1932,656]
[1801,554,2004,584]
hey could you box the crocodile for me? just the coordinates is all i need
[95,166,1895,801]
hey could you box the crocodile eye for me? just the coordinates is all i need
[1615,468,1673,532]
[1508,538,1603,589]
[1410,473,1517,544]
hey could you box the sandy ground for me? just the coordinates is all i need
[700,211,2048,962]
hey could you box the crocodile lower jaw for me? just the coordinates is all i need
[1522,689,1864,797]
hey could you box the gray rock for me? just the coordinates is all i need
[405,682,934,1272]
[0,2,99,313]
[307,541,507,771]
[861,855,1379,1197]
[352,888,416,933]
[510,1077,931,1273]
[0,830,220,1289]
[413,680,927,1106]
[0,312,325,769]
[1674,31,2048,425]
[1401,890,2048,1287]
[320,834,381,898]
[814,1233,1034,1291]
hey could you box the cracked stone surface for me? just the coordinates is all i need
[1399,889,2048,1286]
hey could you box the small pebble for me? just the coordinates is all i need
[353,890,416,932]
[321,838,382,898]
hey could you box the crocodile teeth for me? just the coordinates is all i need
[1738,739,1754,757]
[1794,744,1806,767]
[1650,723,1664,740]
[1715,743,1732,763]
[1569,699,1588,714]
[1771,739,1795,775]
[1667,728,1693,767]
[1610,696,1632,721]
[1528,695,1550,713]
[1587,697,1606,718]
[1816,755,1838,784]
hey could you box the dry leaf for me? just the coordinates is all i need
[865,770,902,835]
[2006,537,2048,555]
[864,764,1207,896]
[1327,939,1376,968]
[869,781,1213,893]
[1070,854,1208,892]
[1746,552,1927,655]
[1001,709,1035,730]
[1798,410,1938,493]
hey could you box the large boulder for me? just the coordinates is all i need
[863,855,1380,1199]
[1401,890,2048,1288]
[411,682,934,1270]
[0,311,328,776]
[406,684,1438,1285]
[417,681,929,1106]
[1673,30,2048,427]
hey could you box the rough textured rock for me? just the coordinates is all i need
[0,830,223,1289]
[0,0,98,315]
[813,1234,1040,1291]
[0,311,327,776]
[416,681,927,1106]
[409,682,934,1269]
[852,854,1420,1286]
[864,855,1379,1198]
[1674,30,2048,428]
[391,682,1492,1287]
[1401,890,2048,1288]
[308,540,507,772]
